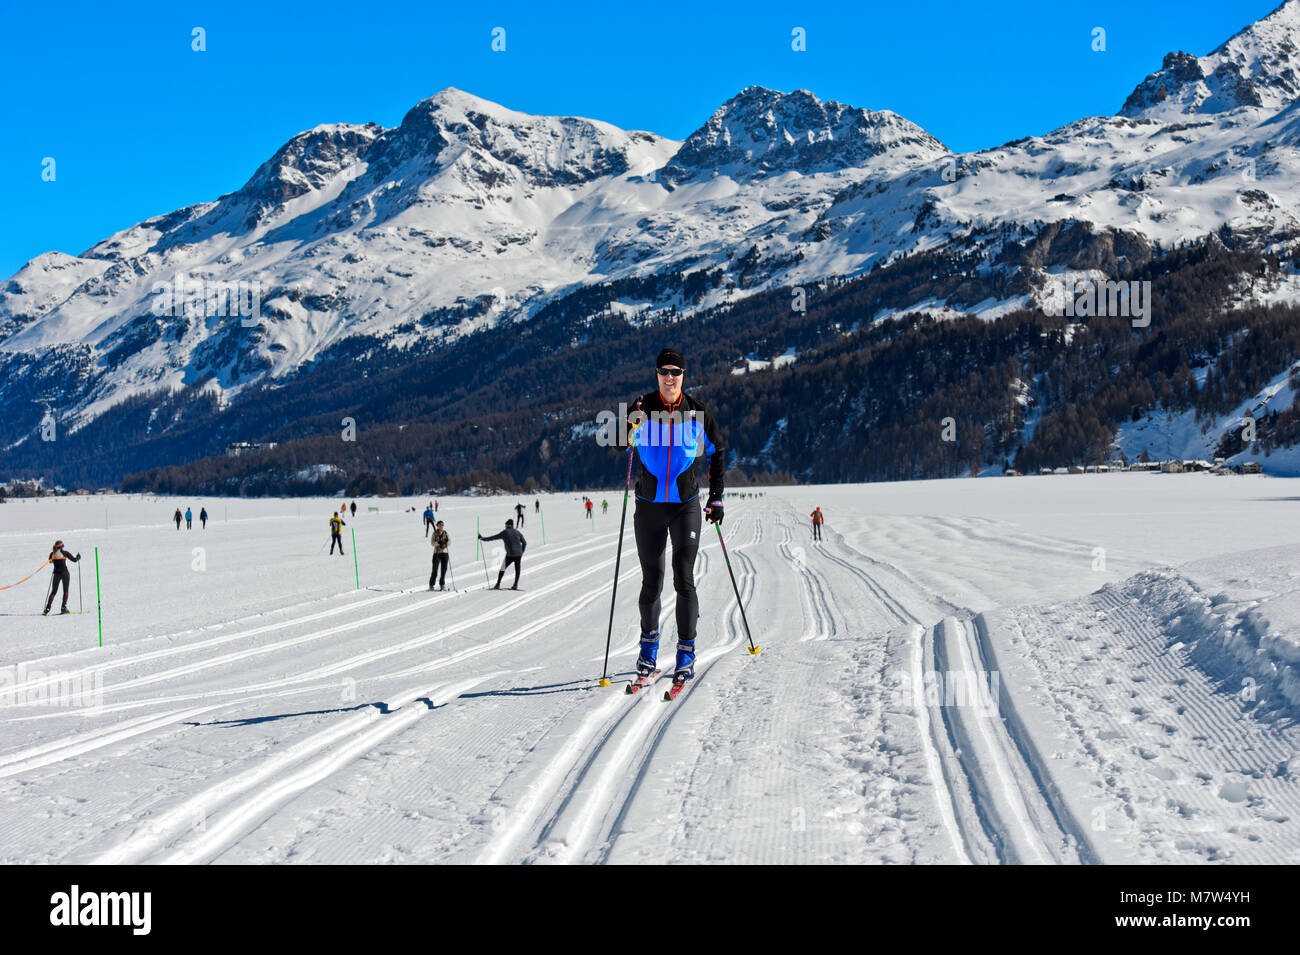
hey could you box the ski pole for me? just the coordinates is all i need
[540,506,546,545]
[599,446,636,686]
[78,560,83,615]
[480,540,491,588]
[714,523,760,655]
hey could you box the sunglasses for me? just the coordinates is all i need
[656,367,684,378]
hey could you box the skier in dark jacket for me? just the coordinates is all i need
[514,502,525,527]
[624,347,726,692]
[430,521,450,590]
[42,541,81,616]
[173,508,182,530]
[200,507,208,529]
[479,519,527,590]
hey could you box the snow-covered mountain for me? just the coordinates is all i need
[1121,0,1300,118]
[5,1,1300,447]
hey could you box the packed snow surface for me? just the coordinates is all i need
[1,475,1298,864]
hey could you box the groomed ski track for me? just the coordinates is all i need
[3,484,1292,864]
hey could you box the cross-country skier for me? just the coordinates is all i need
[330,511,347,555]
[350,500,357,518]
[478,519,526,590]
[200,507,208,529]
[173,508,182,530]
[585,499,593,519]
[423,504,435,536]
[602,499,608,514]
[624,347,725,696]
[514,502,525,527]
[42,541,80,616]
[810,506,824,541]
[534,498,540,514]
[185,507,193,529]
[430,520,450,590]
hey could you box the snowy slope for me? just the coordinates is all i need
[1,475,1298,864]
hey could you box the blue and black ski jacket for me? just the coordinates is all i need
[625,390,726,504]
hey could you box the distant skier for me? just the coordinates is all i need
[430,520,450,590]
[423,504,435,537]
[350,500,357,518]
[623,347,725,697]
[42,541,81,616]
[585,499,593,519]
[534,498,540,514]
[200,507,208,529]
[434,500,439,513]
[330,511,347,555]
[810,506,824,541]
[514,502,525,527]
[479,519,527,590]
[602,499,608,514]
[185,507,193,529]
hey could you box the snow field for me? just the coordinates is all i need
[0,476,1298,863]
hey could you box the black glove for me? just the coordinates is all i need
[704,500,724,524]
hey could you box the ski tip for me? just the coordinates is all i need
[663,690,673,701]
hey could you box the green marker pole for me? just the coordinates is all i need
[351,528,360,590]
[476,516,480,560]
[540,507,546,545]
[94,547,103,648]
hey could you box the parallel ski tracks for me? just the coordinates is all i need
[477,518,761,865]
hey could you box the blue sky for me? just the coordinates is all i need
[0,0,1282,279]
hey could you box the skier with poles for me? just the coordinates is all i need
[329,511,347,555]
[810,506,824,541]
[514,502,525,527]
[429,520,450,590]
[610,347,732,699]
[478,519,526,590]
[42,541,81,616]
[423,503,435,537]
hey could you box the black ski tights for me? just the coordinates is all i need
[633,499,701,643]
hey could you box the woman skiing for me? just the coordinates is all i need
[624,347,726,695]
[42,541,81,616]
[430,520,450,590]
